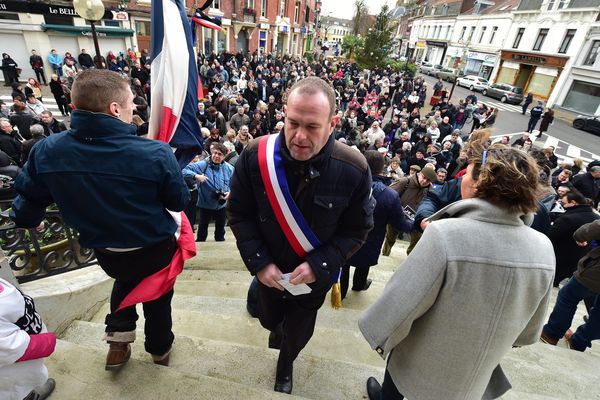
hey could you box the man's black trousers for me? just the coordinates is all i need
[257,281,326,366]
[94,235,177,356]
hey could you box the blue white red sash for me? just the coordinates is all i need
[258,134,321,258]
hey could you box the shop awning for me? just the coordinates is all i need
[41,24,134,38]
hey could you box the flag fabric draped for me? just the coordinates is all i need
[149,0,203,168]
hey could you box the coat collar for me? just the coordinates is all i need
[278,130,335,180]
[69,110,137,139]
[428,198,533,227]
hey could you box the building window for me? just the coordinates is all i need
[245,0,255,8]
[103,20,120,27]
[0,12,19,21]
[262,0,267,17]
[513,27,525,48]
[489,26,498,43]
[532,28,549,51]
[280,0,286,17]
[558,0,569,8]
[459,26,466,40]
[213,0,220,9]
[294,4,299,23]
[583,40,600,65]
[547,0,556,10]
[468,26,475,41]
[558,29,576,53]
[479,26,487,43]
[135,21,151,36]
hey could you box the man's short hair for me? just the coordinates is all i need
[41,110,53,118]
[211,142,228,155]
[71,69,130,113]
[590,166,600,173]
[563,190,587,205]
[289,76,336,118]
[364,150,384,175]
[30,124,45,136]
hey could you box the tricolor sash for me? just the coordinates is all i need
[115,211,196,312]
[257,134,321,258]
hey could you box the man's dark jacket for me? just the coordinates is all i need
[348,175,412,268]
[42,118,67,136]
[548,205,600,286]
[573,220,600,293]
[227,133,375,298]
[0,133,22,165]
[573,172,600,206]
[10,110,190,248]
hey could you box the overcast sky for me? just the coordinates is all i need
[320,0,393,21]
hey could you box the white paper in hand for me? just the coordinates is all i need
[277,273,312,296]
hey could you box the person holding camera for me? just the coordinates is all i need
[183,142,234,242]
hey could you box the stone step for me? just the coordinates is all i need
[47,339,309,400]
[89,304,385,367]
[62,320,385,400]
[174,270,391,311]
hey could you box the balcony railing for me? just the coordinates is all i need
[0,208,96,283]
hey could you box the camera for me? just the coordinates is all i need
[213,190,227,205]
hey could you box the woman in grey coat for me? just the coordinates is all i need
[359,143,555,400]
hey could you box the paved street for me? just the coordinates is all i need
[419,74,600,163]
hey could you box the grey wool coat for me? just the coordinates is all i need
[359,198,555,400]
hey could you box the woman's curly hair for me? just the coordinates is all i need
[464,129,540,214]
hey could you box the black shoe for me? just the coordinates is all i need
[274,357,293,394]
[366,377,381,400]
[215,238,225,242]
[352,279,372,292]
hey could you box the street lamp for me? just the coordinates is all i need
[73,0,105,69]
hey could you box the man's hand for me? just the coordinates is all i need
[576,241,588,247]
[256,263,284,291]
[195,174,208,184]
[420,219,430,231]
[289,261,316,285]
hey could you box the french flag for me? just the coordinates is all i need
[149,0,203,168]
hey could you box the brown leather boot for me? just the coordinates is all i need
[152,347,172,367]
[540,330,558,346]
[105,342,131,371]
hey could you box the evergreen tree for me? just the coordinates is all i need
[356,5,395,70]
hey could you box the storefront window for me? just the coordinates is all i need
[203,27,214,54]
[259,30,267,52]
[135,21,151,36]
[528,72,554,97]
[217,29,227,53]
[563,81,600,115]
[496,66,518,85]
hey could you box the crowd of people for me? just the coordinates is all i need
[1,46,599,400]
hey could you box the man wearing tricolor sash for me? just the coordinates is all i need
[10,69,194,371]
[228,77,375,394]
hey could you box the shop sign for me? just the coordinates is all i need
[512,54,546,64]
[260,23,270,29]
[0,0,112,19]
[446,46,462,57]
[467,51,497,66]
[416,41,426,48]
[426,40,448,48]
[111,11,129,21]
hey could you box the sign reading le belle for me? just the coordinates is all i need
[0,0,113,19]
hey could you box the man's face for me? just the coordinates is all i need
[237,107,244,115]
[27,97,36,104]
[211,148,225,164]
[31,50,36,55]
[41,114,52,124]
[561,195,576,208]
[198,103,205,112]
[114,90,135,124]
[240,127,249,136]
[285,90,334,162]
[417,172,431,187]
[0,122,12,134]
[592,170,600,179]
[443,117,449,124]
[558,171,569,182]
[437,171,447,182]
[557,187,570,197]
[416,152,424,159]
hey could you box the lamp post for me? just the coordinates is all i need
[73,0,105,69]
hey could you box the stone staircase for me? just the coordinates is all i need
[43,231,600,399]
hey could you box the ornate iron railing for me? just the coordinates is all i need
[0,208,96,283]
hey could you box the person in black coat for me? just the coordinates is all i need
[573,166,600,207]
[49,74,69,116]
[1,53,19,86]
[341,151,412,299]
[0,119,23,166]
[548,191,600,287]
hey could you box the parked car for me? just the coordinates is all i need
[436,67,458,81]
[481,83,524,104]
[419,62,442,76]
[456,75,490,92]
[573,115,600,135]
